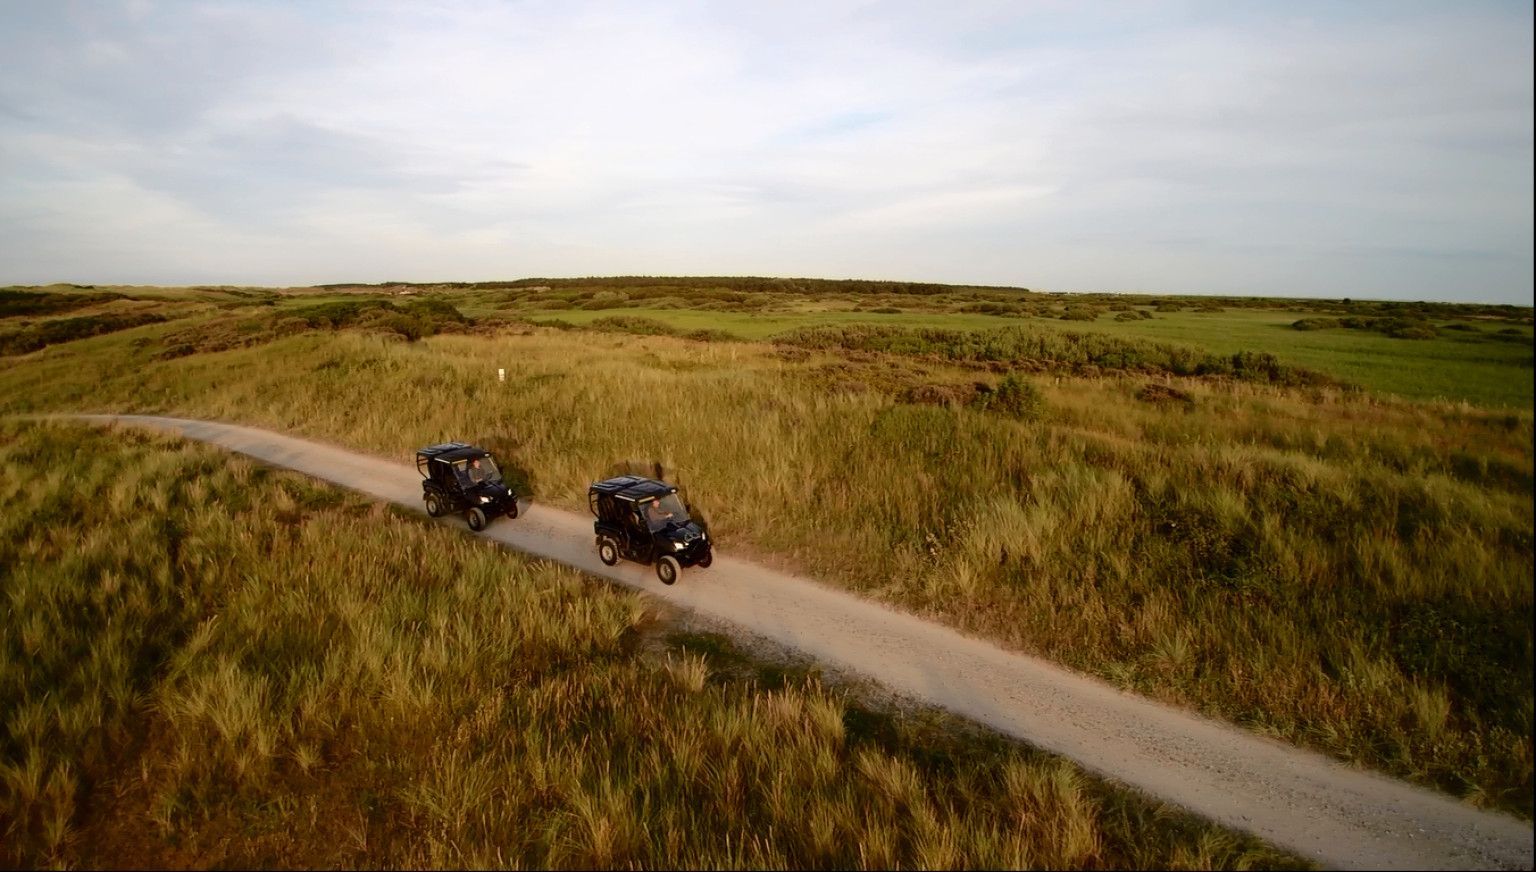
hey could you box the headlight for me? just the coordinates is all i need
[479,495,491,504]
[672,541,686,551]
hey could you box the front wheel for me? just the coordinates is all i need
[425,493,443,518]
[467,507,487,531]
[506,499,520,520]
[657,555,681,585]
[598,538,619,566]
[695,549,713,569]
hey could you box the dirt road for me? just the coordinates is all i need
[62,415,1535,870]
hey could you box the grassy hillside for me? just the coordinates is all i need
[0,281,1530,821]
[0,422,1301,869]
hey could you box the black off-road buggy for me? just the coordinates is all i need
[416,442,520,531]
[588,475,712,584]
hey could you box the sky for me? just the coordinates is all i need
[1,1,1531,304]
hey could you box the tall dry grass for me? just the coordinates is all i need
[0,421,1301,868]
[0,314,1531,816]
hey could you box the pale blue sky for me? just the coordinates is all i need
[1,1,1531,303]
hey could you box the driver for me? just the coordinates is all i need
[468,458,487,484]
[646,499,673,526]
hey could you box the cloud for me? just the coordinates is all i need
[0,0,1529,302]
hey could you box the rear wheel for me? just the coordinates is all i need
[425,493,443,518]
[598,538,619,566]
[467,507,487,531]
[657,556,681,585]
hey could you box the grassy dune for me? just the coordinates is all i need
[1,299,1530,820]
[0,422,1301,869]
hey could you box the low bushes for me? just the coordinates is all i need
[285,298,469,341]
[583,316,740,344]
[1292,315,1440,340]
[971,375,1046,421]
[0,312,165,356]
[0,289,128,317]
[772,324,1341,388]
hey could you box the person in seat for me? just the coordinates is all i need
[646,499,674,528]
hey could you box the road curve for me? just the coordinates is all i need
[54,415,1535,870]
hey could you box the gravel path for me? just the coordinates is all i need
[63,415,1535,870]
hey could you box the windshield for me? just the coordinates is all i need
[455,456,503,486]
[641,493,689,532]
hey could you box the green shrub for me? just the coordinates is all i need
[588,316,679,336]
[0,289,127,317]
[682,328,737,342]
[972,374,1045,421]
[1388,323,1438,340]
[579,290,630,310]
[903,382,976,408]
[770,324,1341,388]
[533,318,578,330]
[0,312,165,356]
[286,299,389,327]
[283,298,468,341]
[1292,318,1341,331]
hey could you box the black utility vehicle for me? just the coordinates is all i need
[416,442,520,531]
[588,475,712,584]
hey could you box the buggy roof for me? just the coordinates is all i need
[416,442,491,463]
[588,475,676,501]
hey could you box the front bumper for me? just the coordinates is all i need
[677,541,712,567]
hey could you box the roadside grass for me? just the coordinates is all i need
[1,313,1530,819]
[0,421,1303,869]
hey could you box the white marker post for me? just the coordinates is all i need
[498,368,506,384]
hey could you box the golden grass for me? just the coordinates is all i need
[0,421,1303,869]
[0,314,1531,818]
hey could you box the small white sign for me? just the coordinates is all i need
[498,368,506,383]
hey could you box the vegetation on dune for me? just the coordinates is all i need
[309,275,1531,322]
[151,298,473,359]
[0,311,167,356]
[583,314,739,343]
[282,297,471,342]
[448,279,1529,406]
[0,422,1302,869]
[0,288,130,317]
[770,324,1344,387]
[1,284,1531,826]
[1,306,1529,818]
[1291,315,1444,339]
